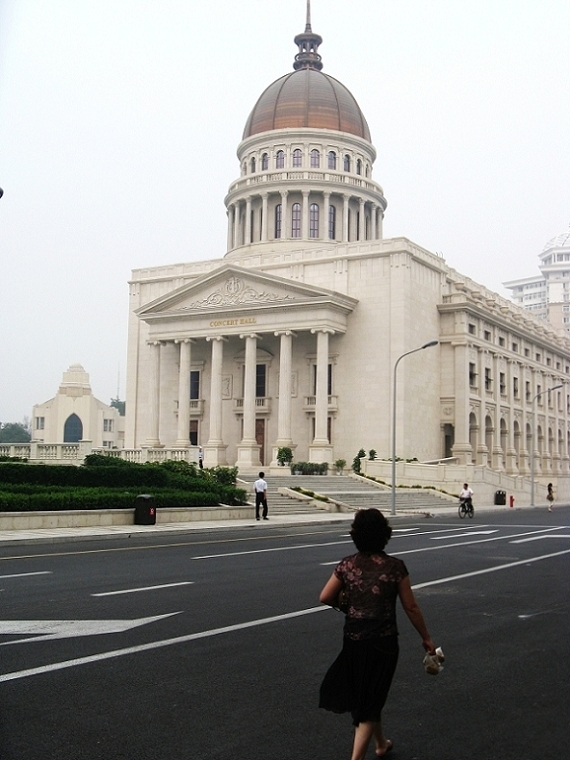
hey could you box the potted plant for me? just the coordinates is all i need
[277,446,293,467]
[334,458,346,475]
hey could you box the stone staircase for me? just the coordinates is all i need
[239,475,454,515]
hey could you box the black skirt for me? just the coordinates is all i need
[319,634,399,726]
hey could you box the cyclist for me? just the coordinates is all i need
[459,483,474,512]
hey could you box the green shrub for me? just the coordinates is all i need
[352,449,366,473]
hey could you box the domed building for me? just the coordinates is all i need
[124,4,570,495]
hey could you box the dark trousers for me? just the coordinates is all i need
[255,492,268,519]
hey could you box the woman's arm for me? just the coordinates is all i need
[397,575,436,653]
[319,572,343,606]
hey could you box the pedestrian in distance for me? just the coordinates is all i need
[546,482,554,512]
[198,447,204,469]
[254,471,268,521]
[319,508,437,760]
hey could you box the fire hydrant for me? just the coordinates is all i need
[509,494,515,508]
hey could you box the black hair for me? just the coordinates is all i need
[349,508,392,553]
[259,472,265,478]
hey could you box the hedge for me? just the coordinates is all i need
[0,486,248,512]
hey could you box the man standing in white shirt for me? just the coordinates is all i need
[254,471,268,521]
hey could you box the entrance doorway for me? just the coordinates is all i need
[256,419,265,465]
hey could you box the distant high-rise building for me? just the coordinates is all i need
[504,231,570,334]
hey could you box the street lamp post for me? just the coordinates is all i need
[391,340,439,515]
[530,384,563,506]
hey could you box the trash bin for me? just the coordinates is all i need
[494,490,506,506]
[134,494,157,525]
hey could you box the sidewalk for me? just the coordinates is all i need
[0,503,538,547]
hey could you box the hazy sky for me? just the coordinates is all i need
[1,0,569,424]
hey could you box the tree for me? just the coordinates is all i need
[0,421,31,443]
[110,397,126,416]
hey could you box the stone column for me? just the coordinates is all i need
[242,334,257,445]
[281,190,289,239]
[371,203,377,240]
[175,339,193,447]
[236,333,262,471]
[309,329,333,463]
[226,206,233,251]
[261,193,268,242]
[145,341,162,447]
[505,359,518,474]
[276,331,294,445]
[492,354,504,470]
[322,192,330,240]
[233,202,240,249]
[451,343,471,464]
[359,198,365,241]
[477,349,488,466]
[342,195,349,242]
[204,336,228,466]
[302,191,310,239]
[245,196,252,244]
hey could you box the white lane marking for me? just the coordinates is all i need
[511,534,570,544]
[393,528,420,532]
[412,549,570,590]
[192,540,350,560]
[2,548,570,683]
[91,582,194,597]
[0,606,329,683]
[320,527,567,564]
[431,531,498,540]
[0,571,52,579]
[0,613,181,646]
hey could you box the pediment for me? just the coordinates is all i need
[137,264,357,319]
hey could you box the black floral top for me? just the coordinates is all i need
[334,552,409,640]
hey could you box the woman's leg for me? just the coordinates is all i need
[373,719,391,754]
[350,722,375,760]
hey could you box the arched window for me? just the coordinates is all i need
[242,161,247,175]
[328,151,337,170]
[276,150,285,169]
[275,204,282,239]
[356,159,362,175]
[63,413,83,443]
[365,164,370,177]
[344,154,351,172]
[310,149,320,168]
[293,148,303,167]
[329,205,336,239]
[292,203,301,238]
[310,203,319,238]
[251,157,256,173]
[261,153,269,171]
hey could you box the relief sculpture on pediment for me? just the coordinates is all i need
[181,276,293,310]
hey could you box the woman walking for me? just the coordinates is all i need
[547,482,554,512]
[319,508,436,760]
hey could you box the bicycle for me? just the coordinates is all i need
[458,497,474,519]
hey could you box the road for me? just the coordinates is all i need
[0,509,568,759]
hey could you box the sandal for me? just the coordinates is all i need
[376,739,394,756]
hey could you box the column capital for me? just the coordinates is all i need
[310,328,335,335]
[274,330,297,337]
[206,335,228,343]
[239,332,263,340]
[174,338,195,345]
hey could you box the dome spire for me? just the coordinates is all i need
[293,0,323,71]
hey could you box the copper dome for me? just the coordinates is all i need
[243,68,371,142]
